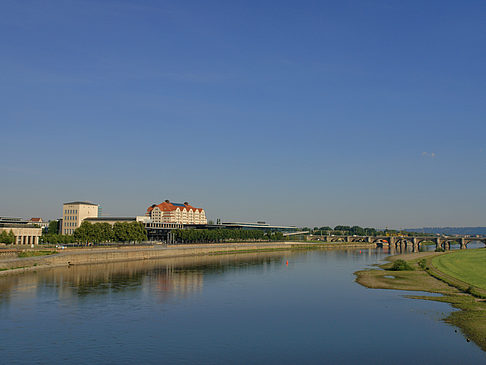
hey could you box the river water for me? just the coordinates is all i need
[0,247,485,364]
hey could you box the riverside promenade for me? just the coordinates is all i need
[0,241,374,276]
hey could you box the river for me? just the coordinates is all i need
[0,246,485,364]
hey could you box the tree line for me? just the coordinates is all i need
[41,222,147,244]
[173,229,284,244]
[74,221,147,243]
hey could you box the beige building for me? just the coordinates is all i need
[0,225,42,245]
[146,200,207,225]
[62,201,99,235]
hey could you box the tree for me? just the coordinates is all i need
[112,222,146,243]
[74,221,93,243]
[0,231,8,244]
[47,220,60,234]
[8,230,15,244]
[350,226,365,236]
[0,230,16,244]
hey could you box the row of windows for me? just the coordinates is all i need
[65,222,77,227]
[65,216,77,221]
[64,209,78,215]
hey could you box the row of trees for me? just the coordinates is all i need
[40,224,285,245]
[73,222,147,243]
[173,229,284,244]
[40,222,147,244]
[0,230,15,244]
[40,234,77,244]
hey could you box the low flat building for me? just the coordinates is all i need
[62,201,99,235]
[0,217,24,224]
[220,222,298,232]
[0,224,42,245]
[83,217,147,225]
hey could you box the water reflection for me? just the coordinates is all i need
[0,243,481,306]
[0,252,295,306]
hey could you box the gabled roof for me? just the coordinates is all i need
[147,201,204,214]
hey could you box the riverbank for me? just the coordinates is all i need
[355,249,486,351]
[0,241,375,276]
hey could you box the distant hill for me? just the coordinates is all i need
[406,227,486,236]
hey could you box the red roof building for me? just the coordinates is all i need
[146,200,207,225]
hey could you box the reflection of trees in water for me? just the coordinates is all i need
[0,251,295,304]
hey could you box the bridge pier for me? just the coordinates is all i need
[400,241,406,252]
[435,238,441,250]
[412,238,419,253]
[460,238,466,249]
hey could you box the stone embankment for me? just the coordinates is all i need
[0,241,375,276]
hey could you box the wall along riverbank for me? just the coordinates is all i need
[0,241,375,276]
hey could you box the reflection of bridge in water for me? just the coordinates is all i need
[322,235,486,252]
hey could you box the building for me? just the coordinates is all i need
[28,218,49,230]
[0,217,42,245]
[0,217,23,224]
[147,200,207,225]
[62,201,99,235]
[220,222,298,232]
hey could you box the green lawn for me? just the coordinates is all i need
[432,249,486,290]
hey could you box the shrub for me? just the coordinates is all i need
[435,247,445,252]
[389,259,414,271]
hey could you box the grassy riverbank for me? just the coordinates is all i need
[17,250,57,258]
[432,250,486,291]
[355,249,486,351]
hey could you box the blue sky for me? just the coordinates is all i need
[1,0,485,228]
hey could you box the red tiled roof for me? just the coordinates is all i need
[147,201,204,214]
[30,218,42,222]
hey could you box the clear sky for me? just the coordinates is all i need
[1,0,485,228]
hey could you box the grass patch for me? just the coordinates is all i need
[432,249,486,291]
[355,251,486,351]
[17,250,56,258]
[0,266,28,272]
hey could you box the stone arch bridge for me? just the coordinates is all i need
[323,235,486,251]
